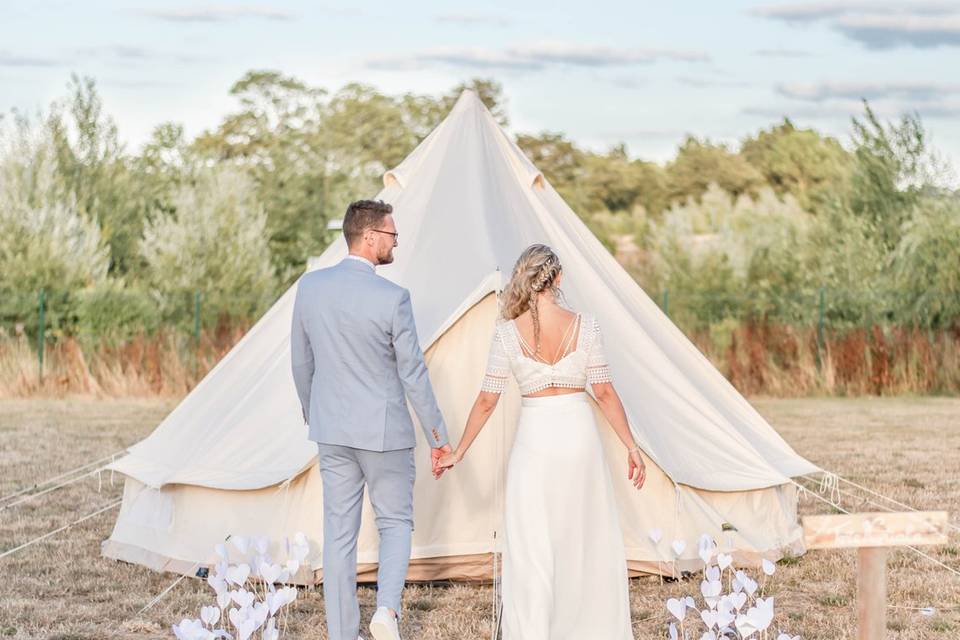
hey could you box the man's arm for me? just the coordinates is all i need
[290,281,314,424]
[391,288,449,448]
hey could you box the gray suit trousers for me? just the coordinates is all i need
[317,443,416,640]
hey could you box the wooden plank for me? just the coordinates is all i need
[857,547,886,640]
[802,511,948,550]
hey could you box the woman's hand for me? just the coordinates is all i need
[627,449,646,489]
[437,449,463,469]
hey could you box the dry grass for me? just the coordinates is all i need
[3,323,959,399]
[1,397,959,639]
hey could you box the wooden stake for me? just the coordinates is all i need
[857,546,886,640]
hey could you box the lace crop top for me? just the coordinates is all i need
[480,313,612,395]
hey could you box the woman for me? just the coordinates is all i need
[437,244,645,640]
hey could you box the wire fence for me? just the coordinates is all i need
[1,286,957,388]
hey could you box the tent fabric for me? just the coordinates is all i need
[103,90,818,578]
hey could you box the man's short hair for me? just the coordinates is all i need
[342,199,393,246]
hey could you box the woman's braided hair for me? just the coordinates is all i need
[500,244,564,355]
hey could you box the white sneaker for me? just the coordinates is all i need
[369,606,401,640]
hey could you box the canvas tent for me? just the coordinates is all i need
[102,90,820,583]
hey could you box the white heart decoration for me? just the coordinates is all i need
[215,543,228,559]
[648,528,663,544]
[762,559,776,576]
[753,597,775,630]
[207,574,227,596]
[266,591,283,616]
[731,592,748,611]
[777,634,800,640]
[701,609,719,629]
[706,565,721,582]
[717,553,733,570]
[216,590,231,610]
[671,540,686,556]
[254,536,270,556]
[735,613,759,639]
[685,596,696,609]
[230,535,249,556]
[259,562,283,585]
[230,588,255,609]
[200,605,220,626]
[742,575,759,596]
[700,579,722,609]
[278,586,298,606]
[666,597,686,621]
[226,563,251,587]
[263,619,279,640]
[285,558,300,575]
[700,632,717,640]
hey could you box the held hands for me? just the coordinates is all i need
[431,444,453,479]
[436,448,463,472]
[627,448,646,489]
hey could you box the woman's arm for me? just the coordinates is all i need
[437,391,500,468]
[592,381,646,489]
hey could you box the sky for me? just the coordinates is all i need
[2,1,960,170]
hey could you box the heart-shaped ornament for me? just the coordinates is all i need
[666,597,686,621]
[735,613,759,639]
[701,609,719,628]
[762,559,776,576]
[648,528,663,544]
[717,553,733,570]
[671,539,686,556]
[226,563,251,586]
[200,605,220,626]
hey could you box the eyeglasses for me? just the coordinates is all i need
[370,228,399,242]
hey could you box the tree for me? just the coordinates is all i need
[848,101,950,251]
[740,119,852,211]
[0,114,109,296]
[140,167,276,324]
[43,75,152,276]
[665,136,764,206]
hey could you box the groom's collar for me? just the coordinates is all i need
[342,254,376,272]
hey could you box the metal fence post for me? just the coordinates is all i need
[816,287,825,371]
[193,290,202,380]
[37,289,46,382]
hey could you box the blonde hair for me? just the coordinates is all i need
[500,244,564,354]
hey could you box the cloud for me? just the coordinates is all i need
[752,48,813,57]
[750,1,960,48]
[74,45,206,65]
[435,13,512,27]
[365,42,710,71]
[0,51,62,67]
[135,5,296,22]
[676,76,753,89]
[743,99,960,120]
[777,80,960,101]
[836,14,960,49]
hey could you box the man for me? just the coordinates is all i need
[290,199,451,640]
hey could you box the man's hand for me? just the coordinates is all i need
[431,444,453,479]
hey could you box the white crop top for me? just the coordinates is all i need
[480,313,612,395]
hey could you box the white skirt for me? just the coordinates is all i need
[502,392,633,640]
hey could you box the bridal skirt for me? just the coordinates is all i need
[502,392,633,640]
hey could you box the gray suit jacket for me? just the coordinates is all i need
[290,257,449,451]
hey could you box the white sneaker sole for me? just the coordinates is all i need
[369,619,399,640]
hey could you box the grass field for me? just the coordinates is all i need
[1,397,959,639]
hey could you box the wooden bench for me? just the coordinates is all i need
[802,511,949,640]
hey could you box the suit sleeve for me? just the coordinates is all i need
[391,288,449,448]
[290,280,314,424]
